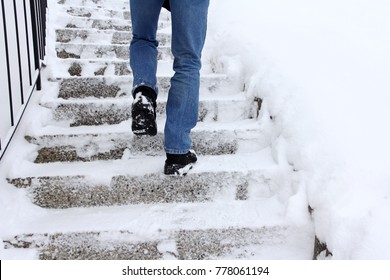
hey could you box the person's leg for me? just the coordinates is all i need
[164,0,210,154]
[129,0,164,94]
[130,0,164,135]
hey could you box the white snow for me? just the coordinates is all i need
[205,0,390,259]
[1,0,390,260]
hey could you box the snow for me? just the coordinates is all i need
[1,0,390,260]
[205,0,390,259]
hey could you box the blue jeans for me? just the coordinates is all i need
[130,0,209,154]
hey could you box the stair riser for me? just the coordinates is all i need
[57,76,228,99]
[56,29,171,46]
[59,6,130,21]
[59,61,132,77]
[58,0,130,9]
[63,17,132,32]
[3,227,288,260]
[56,44,172,60]
[8,172,249,209]
[50,99,253,127]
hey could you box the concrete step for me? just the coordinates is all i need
[55,75,228,99]
[54,59,133,77]
[8,170,253,209]
[60,17,132,32]
[57,16,169,32]
[3,226,302,259]
[55,43,172,60]
[44,96,254,127]
[6,147,277,208]
[58,0,129,10]
[58,6,130,21]
[57,4,171,22]
[50,58,219,78]
[26,124,263,163]
[56,28,171,46]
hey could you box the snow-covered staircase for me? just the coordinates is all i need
[2,0,314,259]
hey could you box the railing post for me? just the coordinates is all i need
[13,0,25,104]
[29,0,41,90]
[1,0,15,126]
[23,0,33,86]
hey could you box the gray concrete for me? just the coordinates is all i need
[59,77,123,99]
[55,43,172,60]
[56,29,171,46]
[57,75,227,98]
[3,231,162,260]
[62,6,130,20]
[50,98,251,127]
[65,18,133,32]
[3,226,288,260]
[8,172,248,208]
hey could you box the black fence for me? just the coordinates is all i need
[0,0,47,160]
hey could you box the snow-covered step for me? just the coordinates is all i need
[6,148,278,207]
[10,148,275,178]
[56,16,169,32]
[57,4,170,22]
[26,125,263,163]
[7,170,262,208]
[3,225,308,260]
[60,17,132,31]
[58,0,129,10]
[55,43,172,60]
[51,59,218,78]
[56,28,171,46]
[45,96,253,127]
[55,75,228,99]
[58,6,130,21]
[55,60,133,77]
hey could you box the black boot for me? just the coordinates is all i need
[131,86,157,136]
[164,151,197,176]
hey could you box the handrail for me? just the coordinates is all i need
[0,0,47,160]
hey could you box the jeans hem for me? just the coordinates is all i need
[132,83,158,97]
[164,148,190,155]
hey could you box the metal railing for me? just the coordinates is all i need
[0,0,47,160]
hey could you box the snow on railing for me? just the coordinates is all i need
[0,0,47,160]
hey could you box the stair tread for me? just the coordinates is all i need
[59,8,129,21]
[55,28,170,45]
[6,151,280,209]
[28,119,262,138]
[35,118,263,138]
[25,122,266,163]
[2,200,289,236]
[43,89,242,104]
[55,42,173,60]
[46,58,218,78]
[7,149,276,179]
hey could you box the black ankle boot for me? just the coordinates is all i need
[164,151,197,176]
[131,86,157,136]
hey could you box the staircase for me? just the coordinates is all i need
[2,0,314,259]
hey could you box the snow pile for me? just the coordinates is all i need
[206,0,390,259]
